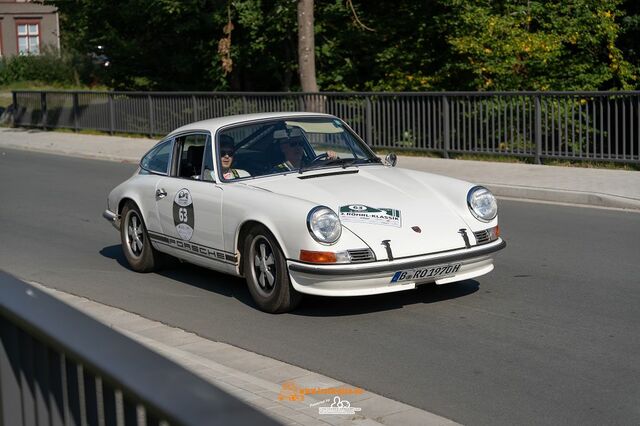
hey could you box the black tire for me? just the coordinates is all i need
[243,225,302,313]
[120,201,162,272]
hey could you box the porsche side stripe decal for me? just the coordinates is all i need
[148,231,238,264]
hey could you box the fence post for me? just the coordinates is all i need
[73,92,79,132]
[242,96,248,114]
[442,95,450,158]
[365,96,373,147]
[148,95,155,137]
[41,92,47,130]
[535,95,542,164]
[108,93,115,135]
[192,95,198,122]
[11,91,17,126]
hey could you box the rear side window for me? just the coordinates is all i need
[141,139,172,174]
[175,134,207,179]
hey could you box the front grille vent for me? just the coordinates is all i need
[348,249,375,263]
[474,230,491,245]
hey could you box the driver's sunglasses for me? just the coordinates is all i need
[220,150,234,157]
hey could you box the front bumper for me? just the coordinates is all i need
[102,209,120,231]
[287,238,506,296]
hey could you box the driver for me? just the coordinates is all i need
[273,136,337,171]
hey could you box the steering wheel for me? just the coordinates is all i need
[310,153,329,163]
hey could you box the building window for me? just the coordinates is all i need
[17,22,40,55]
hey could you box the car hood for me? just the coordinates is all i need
[246,166,473,259]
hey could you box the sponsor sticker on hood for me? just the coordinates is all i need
[339,204,401,227]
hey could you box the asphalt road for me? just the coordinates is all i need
[1,148,639,425]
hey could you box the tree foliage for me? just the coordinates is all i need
[438,0,636,90]
[50,0,639,91]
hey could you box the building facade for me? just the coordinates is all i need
[0,0,59,57]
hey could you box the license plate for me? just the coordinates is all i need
[390,263,461,283]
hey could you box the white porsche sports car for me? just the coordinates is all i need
[103,112,505,313]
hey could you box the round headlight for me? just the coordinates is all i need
[307,206,342,244]
[467,186,498,222]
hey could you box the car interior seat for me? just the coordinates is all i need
[183,145,205,178]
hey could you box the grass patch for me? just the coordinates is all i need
[0,82,109,109]
[0,81,109,91]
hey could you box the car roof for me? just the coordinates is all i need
[169,112,336,136]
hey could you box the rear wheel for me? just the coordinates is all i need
[243,225,301,313]
[120,202,162,272]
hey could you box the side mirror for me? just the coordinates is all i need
[384,152,397,167]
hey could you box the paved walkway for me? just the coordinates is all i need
[1,127,638,210]
[32,282,458,426]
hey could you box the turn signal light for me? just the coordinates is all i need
[299,250,337,263]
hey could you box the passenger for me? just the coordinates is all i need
[219,135,249,180]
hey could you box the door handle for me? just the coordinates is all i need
[156,188,167,199]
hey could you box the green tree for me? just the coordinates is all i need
[437,0,637,90]
[52,0,226,90]
[49,0,639,92]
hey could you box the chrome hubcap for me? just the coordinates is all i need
[252,237,275,293]
[127,212,144,257]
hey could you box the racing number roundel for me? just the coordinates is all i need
[173,188,194,240]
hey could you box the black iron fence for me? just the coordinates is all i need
[11,90,640,164]
[0,271,278,426]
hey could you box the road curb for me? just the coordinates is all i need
[485,183,640,211]
[0,142,141,164]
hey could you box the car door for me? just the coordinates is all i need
[154,132,231,272]
[137,138,174,234]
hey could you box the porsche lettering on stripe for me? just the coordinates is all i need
[148,232,237,264]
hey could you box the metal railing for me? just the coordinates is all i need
[11,90,640,164]
[0,271,279,426]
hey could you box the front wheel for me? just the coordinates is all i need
[120,201,162,272]
[243,225,301,313]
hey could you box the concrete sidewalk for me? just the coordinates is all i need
[32,281,458,426]
[1,127,639,210]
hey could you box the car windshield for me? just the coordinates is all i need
[217,117,381,181]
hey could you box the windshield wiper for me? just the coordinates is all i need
[297,159,339,174]
[299,157,380,174]
[354,157,382,164]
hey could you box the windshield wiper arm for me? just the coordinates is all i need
[299,157,379,174]
[325,158,359,168]
[298,158,351,173]
[355,157,382,164]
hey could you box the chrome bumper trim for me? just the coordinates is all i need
[102,209,120,230]
[288,239,506,276]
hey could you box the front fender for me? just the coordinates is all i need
[222,185,371,261]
